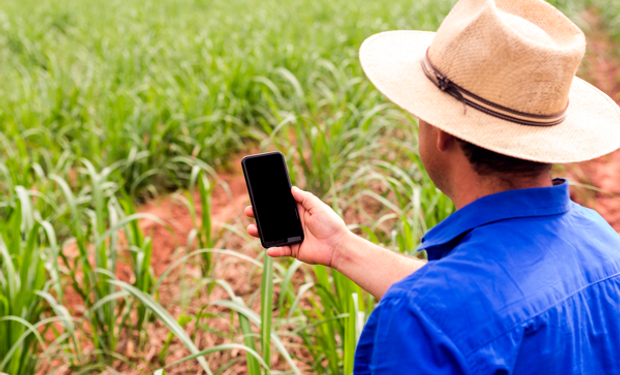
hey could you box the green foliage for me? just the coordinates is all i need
[547,0,620,40]
[0,0,616,373]
[0,0,456,198]
[0,193,74,375]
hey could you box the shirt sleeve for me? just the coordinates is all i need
[354,296,471,375]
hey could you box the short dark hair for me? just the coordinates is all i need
[457,139,551,178]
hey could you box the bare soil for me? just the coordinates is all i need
[106,156,313,374]
[138,159,250,276]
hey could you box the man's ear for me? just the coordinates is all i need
[436,128,456,153]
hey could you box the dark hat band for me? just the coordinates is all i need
[421,49,568,127]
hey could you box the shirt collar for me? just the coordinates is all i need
[418,178,572,259]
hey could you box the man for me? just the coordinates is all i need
[246,0,620,373]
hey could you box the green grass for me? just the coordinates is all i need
[0,192,75,375]
[0,0,453,198]
[0,0,617,373]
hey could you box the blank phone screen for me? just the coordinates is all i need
[244,153,303,245]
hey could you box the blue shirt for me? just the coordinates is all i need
[354,179,620,374]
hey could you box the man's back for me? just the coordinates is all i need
[355,180,620,374]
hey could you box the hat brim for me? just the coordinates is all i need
[359,30,620,164]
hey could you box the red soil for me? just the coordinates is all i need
[116,156,313,374]
[572,152,620,231]
[48,158,261,374]
[138,159,250,276]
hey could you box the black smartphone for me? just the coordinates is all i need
[241,151,304,248]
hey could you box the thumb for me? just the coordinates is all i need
[291,186,325,213]
[266,246,292,258]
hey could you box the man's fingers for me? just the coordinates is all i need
[291,186,325,213]
[247,224,259,237]
[244,206,255,218]
[266,246,292,258]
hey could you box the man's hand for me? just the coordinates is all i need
[245,186,348,268]
[245,186,426,299]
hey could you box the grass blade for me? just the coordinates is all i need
[164,343,268,371]
[260,255,273,371]
[108,280,213,375]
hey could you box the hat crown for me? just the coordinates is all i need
[428,0,586,116]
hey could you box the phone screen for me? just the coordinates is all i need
[242,152,304,248]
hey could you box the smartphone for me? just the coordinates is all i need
[241,151,304,248]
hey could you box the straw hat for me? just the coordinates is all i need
[359,0,620,163]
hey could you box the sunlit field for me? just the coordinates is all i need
[1,0,619,373]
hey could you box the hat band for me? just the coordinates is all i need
[421,49,568,126]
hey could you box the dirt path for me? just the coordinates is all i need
[138,158,250,276]
[572,152,620,231]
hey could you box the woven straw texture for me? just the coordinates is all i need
[359,0,620,163]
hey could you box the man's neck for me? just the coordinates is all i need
[451,172,553,210]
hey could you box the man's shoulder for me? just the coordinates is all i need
[569,200,620,230]
[385,204,620,352]
[390,200,620,305]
